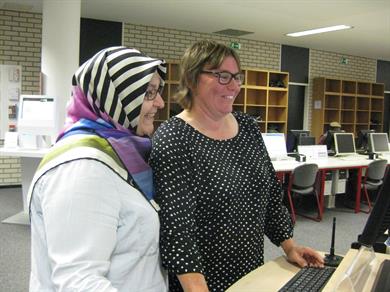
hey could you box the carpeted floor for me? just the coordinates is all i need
[0,187,30,292]
[0,187,370,292]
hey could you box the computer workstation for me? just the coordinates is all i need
[356,129,376,154]
[227,173,390,291]
[368,132,390,158]
[272,131,390,215]
[0,95,55,225]
[286,129,315,153]
[267,130,369,165]
[17,95,57,149]
[333,131,390,159]
[321,128,344,155]
[333,132,367,160]
[263,129,316,156]
[321,132,390,214]
[262,133,296,161]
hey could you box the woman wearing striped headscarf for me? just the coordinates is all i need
[28,47,168,291]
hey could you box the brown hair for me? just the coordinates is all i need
[174,40,241,110]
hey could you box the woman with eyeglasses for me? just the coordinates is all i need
[150,40,323,292]
[28,47,168,291]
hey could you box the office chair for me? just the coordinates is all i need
[360,159,388,213]
[285,163,321,224]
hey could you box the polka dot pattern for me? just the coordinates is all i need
[150,112,294,291]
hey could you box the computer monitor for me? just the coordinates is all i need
[368,133,390,154]
[355,172,390,253]
[322,129,343,150]
[334,132,356,156]
[356,129,375,151]
[17,95,57,148]
[286,129,310,152]
[261,133,288,160]
[298,136,316,146]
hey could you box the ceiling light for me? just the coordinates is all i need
[286,25,352,37]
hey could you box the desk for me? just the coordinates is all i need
[0,147,49,225]
[272,157,389,215]
[227,249,390,291]
[318,158,371,214]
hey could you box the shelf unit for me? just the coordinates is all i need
[155,61,289,133]
[153,61,180,128]
[311,77,385,141]
[243,69,289,133]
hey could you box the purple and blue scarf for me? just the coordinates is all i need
[58,47,166,199]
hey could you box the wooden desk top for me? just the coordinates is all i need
[227,249,390,292]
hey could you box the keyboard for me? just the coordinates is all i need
[278,266,336,292]
[338,154,367,161]
[271,156,296,161]
[379,153,390,159]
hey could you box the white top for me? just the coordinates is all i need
[29,159,168,292]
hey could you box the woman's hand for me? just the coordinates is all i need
[281,239,324,268]
[285,245,325,268]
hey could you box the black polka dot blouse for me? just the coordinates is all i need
[150,112,294,292]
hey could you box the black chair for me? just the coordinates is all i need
[360,159,388,213]
[285,163,321,224]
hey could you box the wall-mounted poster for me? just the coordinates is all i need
[0,65,22,139]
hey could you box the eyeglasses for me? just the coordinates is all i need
[144,85,164,101]
[201,70,245,85]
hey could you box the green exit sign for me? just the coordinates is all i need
[230,42,241,50]
[340,57,349,64]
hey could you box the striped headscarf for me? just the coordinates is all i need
[58,46,166,200]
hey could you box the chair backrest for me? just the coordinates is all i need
[366,159,388,181]
[292,163,319,188]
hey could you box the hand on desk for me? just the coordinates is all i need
[282,239,324,268]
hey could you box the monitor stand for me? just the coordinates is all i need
[18,133,38,149]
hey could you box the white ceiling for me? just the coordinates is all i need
[2,0,390,61]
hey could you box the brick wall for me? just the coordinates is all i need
[0,9,42,185]
[123,23,281,70]
[0,10,42,93]
[0,138,22,185]
[307,49,377,128]
[0,139,22,185]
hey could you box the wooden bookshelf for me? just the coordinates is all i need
[155,62,289,133]
[153,61,180,129]
[311,77,385,141]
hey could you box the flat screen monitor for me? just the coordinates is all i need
[357,172,390,252]
[356,129,375,151]
[17,95,57,148]
[262,133,288,160]
[334,132,356,156]
[298,136,316,146]
[368,133,390,154]
[286,129,310,152]
[322,129,343,150]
